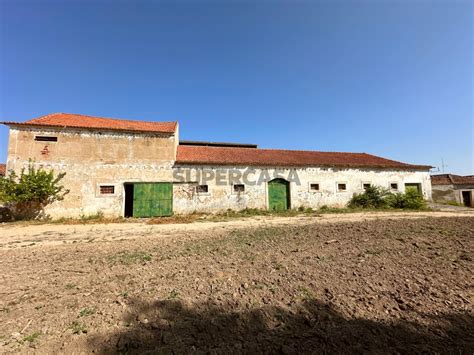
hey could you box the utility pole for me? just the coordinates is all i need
[441,158,448,173]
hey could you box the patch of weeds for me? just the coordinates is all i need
[34,305,44,310]
[168,289,180,300]
[272,262,284,270]
[0,307,10,313]
[107,251,152,265]
[65,283,76,290]
[147,215,198,225]
[78,308,95,317]
[269,286,279,294]
[69,321,87,334]
[275,312,285,322]
[23,332,41,343]
[299,286,314,300]
[80,211,104,222]
[119,291,129,298]
[316,255,332,263]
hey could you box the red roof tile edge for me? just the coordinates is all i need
[0,164,6,176]
[175,145,432,170]
[1,113,177,134]
[431,174,474,185]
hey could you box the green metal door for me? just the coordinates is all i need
[133,183,173,217]
[268,179,290,211]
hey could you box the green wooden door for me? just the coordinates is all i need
[133,183,173,217]
[268,179,289,211]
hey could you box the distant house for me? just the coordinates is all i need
[2,113,433,218]
[431,174,474,207]
[0,164,5,177]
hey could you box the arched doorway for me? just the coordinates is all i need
[268,178,290,211]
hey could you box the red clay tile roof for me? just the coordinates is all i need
[176,145,431,170]
[2,113,177,134]
[0,164,5,176]
[431,174,474,185]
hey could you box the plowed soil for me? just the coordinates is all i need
[0,216,473,353]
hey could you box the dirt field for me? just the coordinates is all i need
[1,213,473,353]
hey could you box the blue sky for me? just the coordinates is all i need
[1,0,472,174]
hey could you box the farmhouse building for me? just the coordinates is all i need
[2,113,433,218]
[431,174,474,207]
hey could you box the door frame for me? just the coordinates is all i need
[267,178,291,211]
[461,190,472,207]
[123,182,173,217]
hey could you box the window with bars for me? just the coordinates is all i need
[100,185,115,194]
[233,184,245,193]
[337,183,347,192]
[196,185,208,194]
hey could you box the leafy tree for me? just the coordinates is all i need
[0,163,69,219]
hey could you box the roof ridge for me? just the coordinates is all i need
[29,112,177,125]
[184,145,367,155]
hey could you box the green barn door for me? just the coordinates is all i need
[268,179,290,211]
[133,183,173,217]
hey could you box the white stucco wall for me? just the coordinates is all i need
[172,165,432,214]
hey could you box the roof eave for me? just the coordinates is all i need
[174,161,432,171]
[1,121,177,135]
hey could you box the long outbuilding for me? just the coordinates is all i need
[2,113,433,218]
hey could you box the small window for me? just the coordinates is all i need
[363,183,371,190]
[310,183,320,191]
[35,136,58,142]
[100,185,115,194]
[390,183,398,191]
[337,183,347,192]
[196,185,208,194]
[233,184,245,193]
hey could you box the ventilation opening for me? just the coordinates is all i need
[100,185,115,194]
[196,185,208,194]
[337,183,347,192]
[35,136,58,142]
[233,184,245,193]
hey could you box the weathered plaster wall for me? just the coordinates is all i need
[432,184,457,202]
[432,184,474,206]
[172,165,432,214]
[5,125,432,218]
[6,127,177,218]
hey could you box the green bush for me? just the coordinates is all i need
[348,185,426,210]
[386,189,427,210]
[0,162,69,220]
[348,186,390,209]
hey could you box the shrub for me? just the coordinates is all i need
[386,189,427,210]
[348,186,390,209]
[0,163,69,220]
[349,185,427,210]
